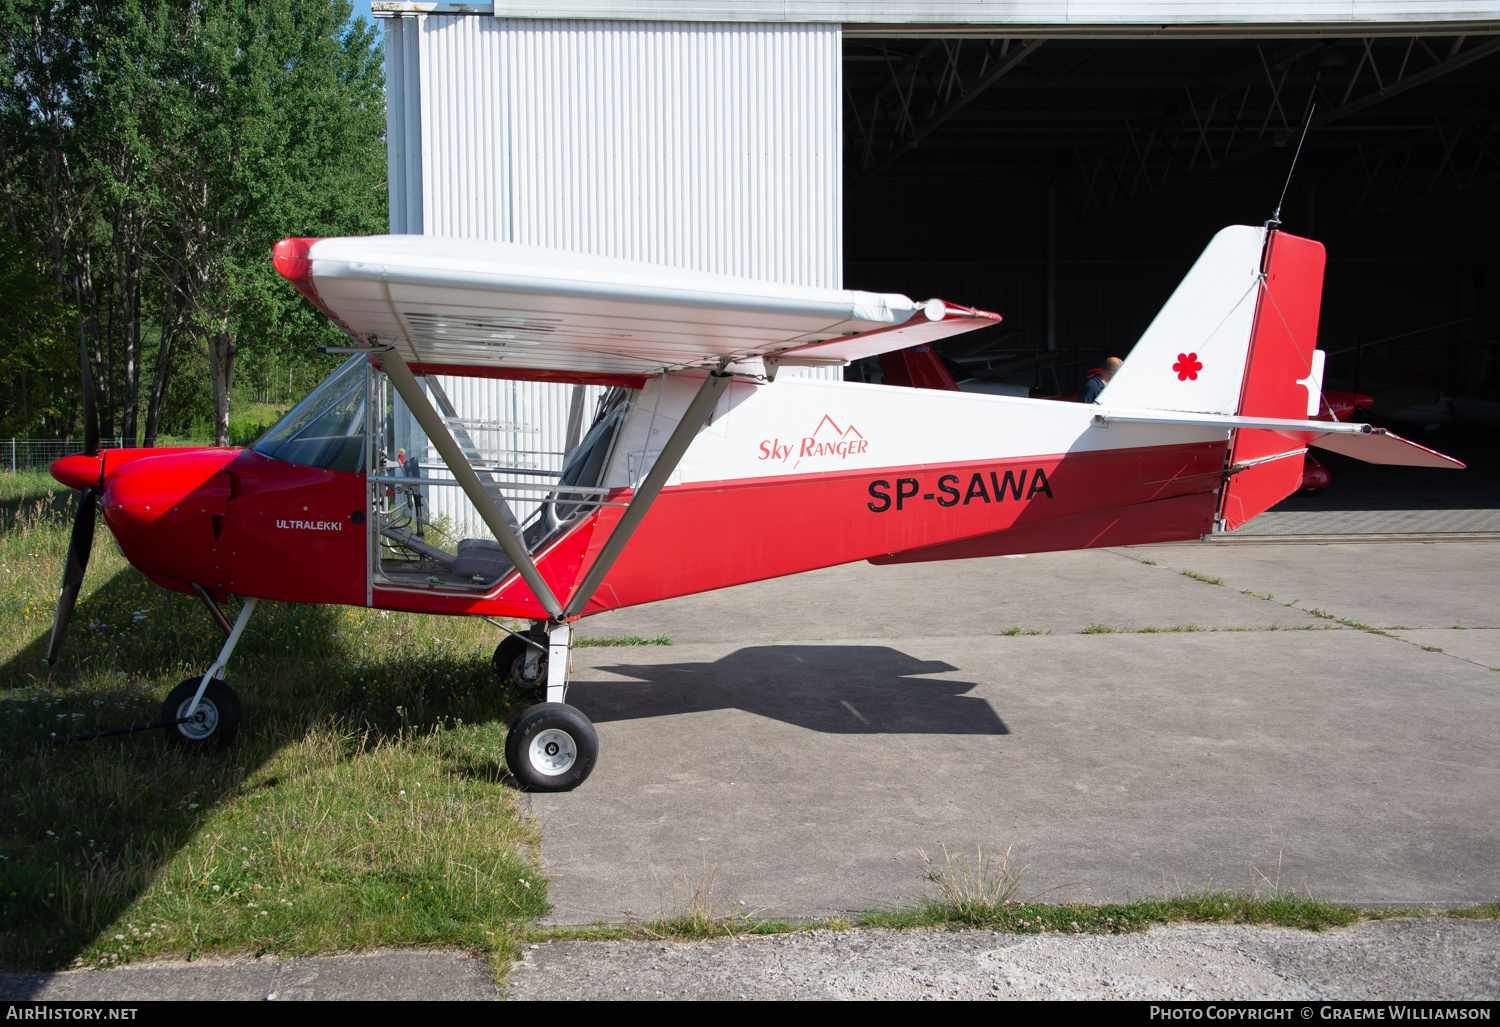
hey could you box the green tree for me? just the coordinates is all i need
[0,0,386,447]
[0,228,75,436]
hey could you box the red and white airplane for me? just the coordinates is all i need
[46,223,1461,789]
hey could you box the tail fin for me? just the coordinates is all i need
[1101,225,1269,415]
[1100,225,1327,529]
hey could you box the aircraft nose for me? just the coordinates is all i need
[51,453,103,491]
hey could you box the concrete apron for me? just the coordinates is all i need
[536,546,1500,924]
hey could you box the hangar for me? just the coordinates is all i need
[373,1,1498,529]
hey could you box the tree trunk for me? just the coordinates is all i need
[143,277,182,448]
[206,327,235,447]
[0,132,16,234]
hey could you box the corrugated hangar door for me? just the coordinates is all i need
[383,15,842,288]
[379,14,845,537]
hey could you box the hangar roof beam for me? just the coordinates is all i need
[1189,34,1500,176]
[854,38,1047,185]
[1050,34,1500,216]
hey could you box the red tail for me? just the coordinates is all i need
[1217,230,1327,530]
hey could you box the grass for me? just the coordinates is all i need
[1182,570,1225,586]
[574,635,672,648]
[999,627,1048,636]
[528,843,1499,947]
[1303,607,1398,638]
[1,469,548,975]
[533,891,1500,945]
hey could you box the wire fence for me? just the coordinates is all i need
[2,438,220,473]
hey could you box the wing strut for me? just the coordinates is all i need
[561,369,732,620]
[381,347,566,620]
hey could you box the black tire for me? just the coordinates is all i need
[161,678,241,749]
[1298,485,1325,497]
[493,634,548,695]
[504,702,597,792]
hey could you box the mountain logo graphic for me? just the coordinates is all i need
[757,415,869,466]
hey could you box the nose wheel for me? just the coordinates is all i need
[505,702,597,791]
[161,678,242,749]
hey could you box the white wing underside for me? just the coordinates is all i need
[290,235,999,377]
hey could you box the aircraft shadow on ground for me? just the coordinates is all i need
[0,567,288,969]
[0,560,511,972]
[571,644,1009,735]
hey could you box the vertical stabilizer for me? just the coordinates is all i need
[1100,225,1266,414]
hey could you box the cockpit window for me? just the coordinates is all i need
[254,356,367,473]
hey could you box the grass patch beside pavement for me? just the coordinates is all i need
[573,635,672,648]
[0,470,547,974]
[528,843,1498,946]
[530,895,1497,946]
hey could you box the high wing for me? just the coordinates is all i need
[273,235,999,382]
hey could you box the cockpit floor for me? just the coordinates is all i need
[377,558,503,592]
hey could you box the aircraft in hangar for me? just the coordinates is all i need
[45,222,1462,790]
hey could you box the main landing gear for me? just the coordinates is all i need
[495,621,597,791]
[493,627,548,699]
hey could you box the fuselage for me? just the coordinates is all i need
[55,372,1233,621]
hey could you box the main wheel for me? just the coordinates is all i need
[493,634,547,696]
[504,702,597,792]
[161,678,241,749]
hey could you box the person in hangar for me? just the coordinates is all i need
[1078,356,1123,404]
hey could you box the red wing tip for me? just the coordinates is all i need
[930,299,1002,322]
[272,237,322,283]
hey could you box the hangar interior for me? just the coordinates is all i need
[841,33,1500,424]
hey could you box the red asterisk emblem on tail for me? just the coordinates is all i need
[1173,352,1202,381]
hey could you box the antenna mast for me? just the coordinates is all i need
[1269,104,1316,230]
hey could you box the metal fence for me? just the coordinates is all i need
[2,438,219,473]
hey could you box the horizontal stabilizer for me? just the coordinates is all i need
[1309,427,1465,469]
[1094,407,1371,436]
[1094,407,1463,469]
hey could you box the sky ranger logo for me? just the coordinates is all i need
[759,415,868,468]
[276,519,344,531]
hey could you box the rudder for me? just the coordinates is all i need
[1218,230,1327,529]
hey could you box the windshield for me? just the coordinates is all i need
[254,356,368,473]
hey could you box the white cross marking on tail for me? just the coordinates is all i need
[1296,350,1327,418]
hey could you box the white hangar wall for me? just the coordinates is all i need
[380,14,844,538]
[386,16,842,285]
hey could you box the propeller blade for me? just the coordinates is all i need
[45,487,97,666]
[75,276,98,458]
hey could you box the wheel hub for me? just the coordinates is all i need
[528,728,576,776]
[175,696,219,741]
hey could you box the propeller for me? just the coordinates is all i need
[44,279,100,666]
